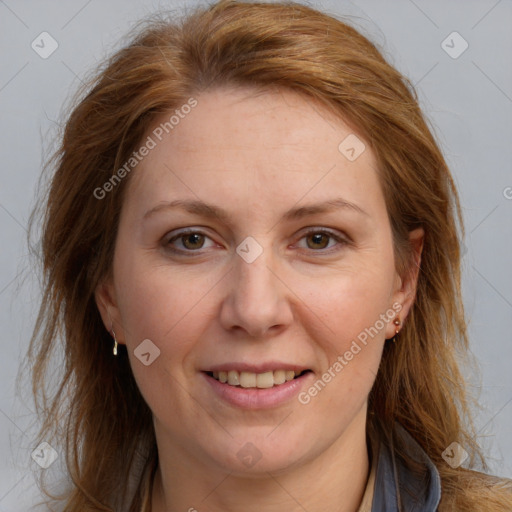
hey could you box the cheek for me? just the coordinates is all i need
[112,248,218,399]
[113,259,214,417]
[114,249,218,344]
[295,267,393,405]
[303,268,394,346]
[298,288,387,423]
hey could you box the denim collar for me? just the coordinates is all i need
[371,423,441,511]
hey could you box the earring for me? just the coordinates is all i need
[392,318,401,343]
[106,307,118,356]
[111,327,118,356]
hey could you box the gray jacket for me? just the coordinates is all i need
[372,423,441,511]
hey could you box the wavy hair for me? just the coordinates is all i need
[26,0,511,510]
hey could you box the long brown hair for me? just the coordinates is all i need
[25,1,511,510]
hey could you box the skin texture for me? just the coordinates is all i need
[96,86,423,512]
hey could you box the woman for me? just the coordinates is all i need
[27,0,512,510]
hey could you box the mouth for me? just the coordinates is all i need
[204,369,312,389]
[201,362,315,409]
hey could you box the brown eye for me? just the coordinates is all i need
[180,233,205,250]
[165,230,216,254]
[306,232,331,250]
[295,228,348,254]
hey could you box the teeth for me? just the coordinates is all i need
[211,369,305,388]
[273,370,286,385]
[228,370,240,386]
[256,371,274,389]
[240,371,257,388]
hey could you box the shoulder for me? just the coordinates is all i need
[439,469,512,512]
[372,423,512,512]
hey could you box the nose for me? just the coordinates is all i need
[218,246,294,339]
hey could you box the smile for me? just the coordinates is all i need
[202,368,314,409]
[207,369,311,389]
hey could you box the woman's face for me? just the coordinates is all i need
[98,86,419,475]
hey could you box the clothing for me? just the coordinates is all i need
[137,422,441,512]
[370,423,441,511]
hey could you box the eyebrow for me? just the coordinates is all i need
[143,197,368,222]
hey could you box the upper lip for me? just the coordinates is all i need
[204,362,311,373]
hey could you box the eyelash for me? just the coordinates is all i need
[164,227,349,256]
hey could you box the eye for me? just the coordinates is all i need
[165,229,217,253]
[296,228,348,252]
[163,227,348,256]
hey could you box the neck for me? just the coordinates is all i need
[151,411,370,512]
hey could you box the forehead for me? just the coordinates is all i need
[123,86,385,221]
[146,86,359,156]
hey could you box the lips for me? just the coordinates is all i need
[202,368,314,409]
[206,369,310,389]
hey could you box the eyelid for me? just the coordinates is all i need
[298,226,347,239]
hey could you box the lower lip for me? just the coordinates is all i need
[202,371,314,409]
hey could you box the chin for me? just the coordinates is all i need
[201,429,311,476]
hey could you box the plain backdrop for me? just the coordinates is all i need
[0,0,511,510]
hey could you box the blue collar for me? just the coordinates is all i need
[371,423,441,511]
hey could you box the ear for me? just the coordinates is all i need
[95,278,126,345]
[385,227,424,339]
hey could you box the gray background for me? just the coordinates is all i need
[1,0,511,509]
